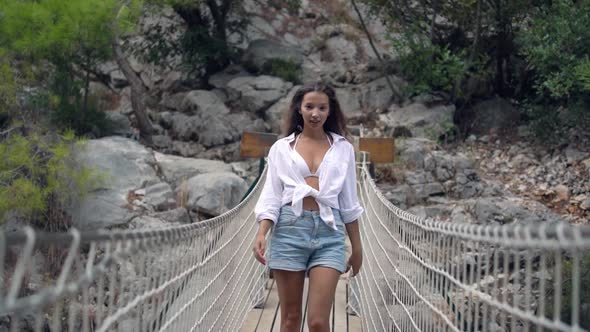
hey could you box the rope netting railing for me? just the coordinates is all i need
[2,153,590,332]
[0,169,268,331]
[350,153,590,332]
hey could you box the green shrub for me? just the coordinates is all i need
[261,58,301,84]
[0,61,17,116]
[48,65,115,136]
[546,253,590,329]
[0,131,103,228]
[575,59,590,91]
[268,0,300,15]
[517,0,590,102]
[50,97,115,137]
[526,100,590,144]
[392,33,465,96]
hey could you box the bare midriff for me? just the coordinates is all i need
[302,176,320,210]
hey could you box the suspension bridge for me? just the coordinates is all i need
[1,152,589,331]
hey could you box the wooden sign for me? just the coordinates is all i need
[240,131,278,158]
[358,137,395,163]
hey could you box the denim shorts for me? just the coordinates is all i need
[268,205,347,274]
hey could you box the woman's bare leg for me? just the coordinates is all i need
[273,269,306,332]
[306,266,340,332]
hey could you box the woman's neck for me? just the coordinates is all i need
[300,127,327,140]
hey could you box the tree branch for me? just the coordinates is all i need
[351,0,404,103]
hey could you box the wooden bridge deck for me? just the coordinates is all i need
[240,275,361,332]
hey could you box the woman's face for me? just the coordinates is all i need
[300,91,330,130]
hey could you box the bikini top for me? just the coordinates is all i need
[292,133,333,178]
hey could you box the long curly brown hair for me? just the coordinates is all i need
[282,82,348,137]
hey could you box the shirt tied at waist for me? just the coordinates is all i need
[291,184,338,230]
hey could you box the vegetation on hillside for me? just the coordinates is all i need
[1,0,589,228]
[359,0,590,140]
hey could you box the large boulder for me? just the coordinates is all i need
[154,152,232,188]
[469,197,564,225]
[208,65,252,90]
[241,39,305,73]
[301,25,363,83]
[165,89,265,147]
[300,24,394,84]
[226,75,293,114]
[179,90,230,116]
[70,137,160,230]
[335,76,402,116]
[182,172,248,216]
[467,97,519,135]
[104,111,133,137]
[381,102,456,139]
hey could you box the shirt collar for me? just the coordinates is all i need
[283,131,346,143]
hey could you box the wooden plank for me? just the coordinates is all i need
[240,132,278,158]
[240,277,361,331]
[358,137,395,164]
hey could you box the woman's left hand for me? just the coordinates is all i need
[346,248,363,277]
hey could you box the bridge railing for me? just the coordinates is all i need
[350,156,590,332]
[0,169,267,332]
[2,154,590,332]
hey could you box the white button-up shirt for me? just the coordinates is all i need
[255,132,364,230]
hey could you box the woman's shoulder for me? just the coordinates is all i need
[329,132,353,150]
[268,133,295,156]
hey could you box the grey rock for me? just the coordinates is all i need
[171,140,205,157]
[510,154,537,169]
[151,208,191,224]
[152,135,173,149]
[564,146,589,164]
[406,171,435,185]
[154,152,232,188]
[143,182,175,211]
[408,204,451,219]
[167,89,262,147]
[129,215,181,230]
[386,185,411,209]
[397,138,437,169]
[209,65,251,90]
[180,90,230,116]
[383,102,455,139]
[110,69,128,88]
[105,112,133,137]
[226,75,292,113]
[241,39,305,73]
[160,92,188,111]
[450,205,474,224]
[169,113,200,141]
[184,172,248,216]
[412,182,444,199]
[468,97,519,134]
[471,197,561,225]
[70,137,160,230]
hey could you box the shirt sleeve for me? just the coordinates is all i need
[338,144,364,223]
[254,145,283,224]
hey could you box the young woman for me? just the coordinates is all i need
[253,82,363,332]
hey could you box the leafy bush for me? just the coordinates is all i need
[0,131,103,229]
[268,0,301,15]
[525,99,590,144]
[392,33,465,96]
[0,61,17,117]
[576,59,590,91]
[546,253,590,329]
[48,65,115,136]
[517,0,590,101]
[261,59,301,84]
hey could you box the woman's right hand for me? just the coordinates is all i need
[253,234,267,265]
